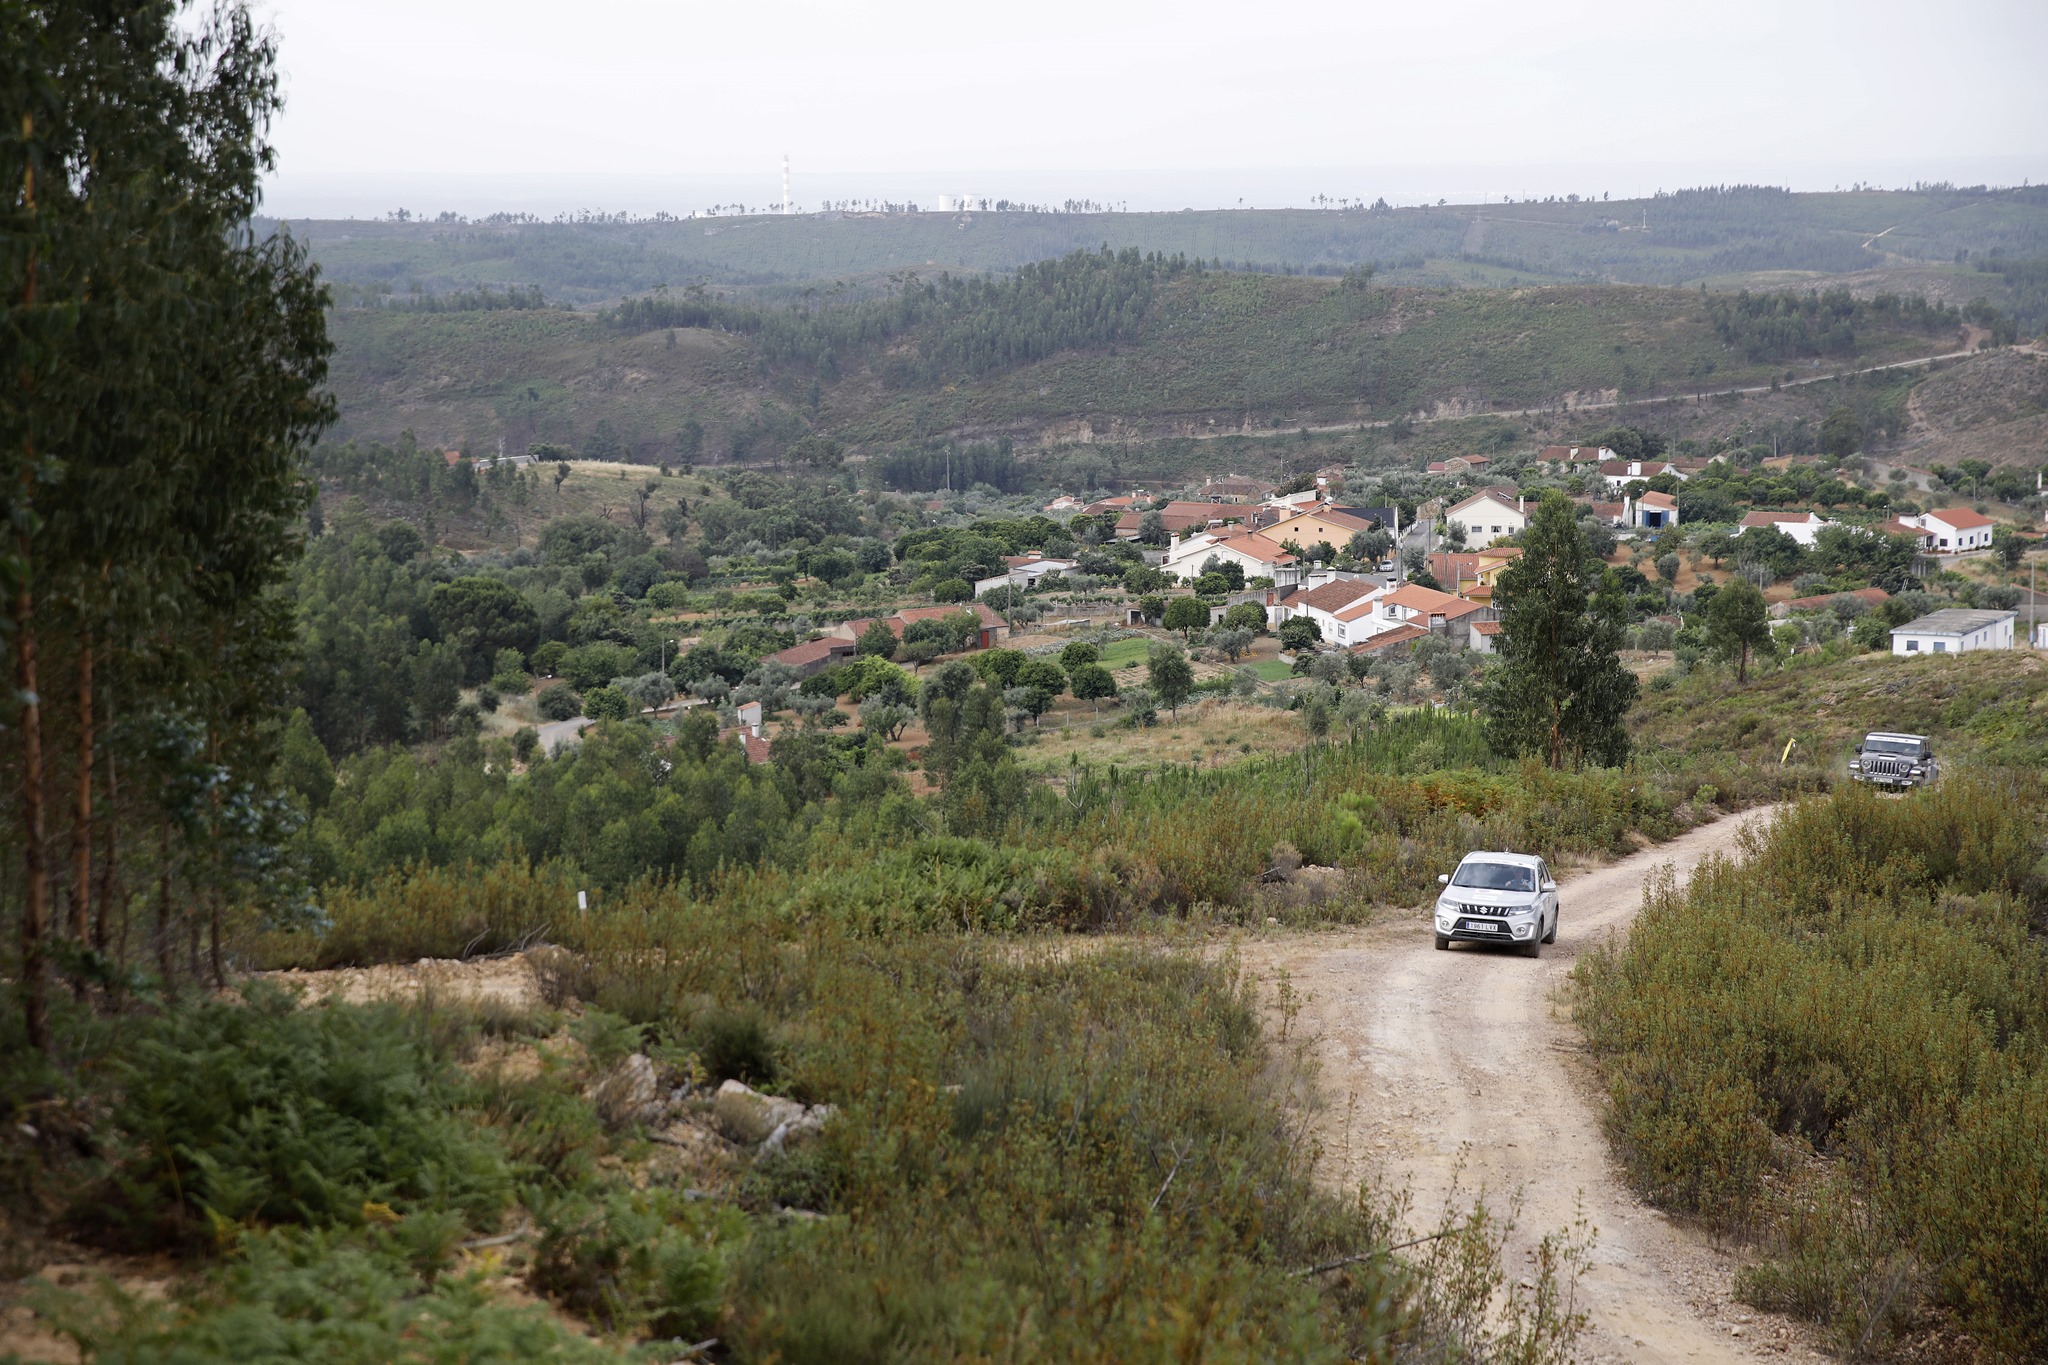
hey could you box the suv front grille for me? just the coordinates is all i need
[1863,757,1916,777]
[1454,904,1515,917]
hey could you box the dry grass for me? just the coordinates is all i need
[1017,697,1306,774]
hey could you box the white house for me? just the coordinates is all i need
[1374,583,1489,645]
[1632,490,1679,530]
[1445,491,1526,544]
[1900,508,1996,554]
[2035,621,2048,650]
[1597,459,1685,494]
[973,552,1077,597]
[1272,576,1388,646]
[1165,528,1300,585]
[1739,510,1835,548]
[1890,608,2015,656]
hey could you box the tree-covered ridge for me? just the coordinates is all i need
[1706,286,1964,361]
[604,246,1193,385]
[280,183,2048,305]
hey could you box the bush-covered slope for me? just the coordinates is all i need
[324,265,1974,456]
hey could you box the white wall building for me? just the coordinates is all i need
[1444,491,1526,545]
[1900,508,1997,554]
[973,553,1076,597]
[1890,609,2016,656]
[1739,510,1836,547]
[1165,529,1300,585]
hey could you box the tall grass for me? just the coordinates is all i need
[1576,775,2048,1355]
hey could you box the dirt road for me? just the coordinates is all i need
[1239,808,1803,1364]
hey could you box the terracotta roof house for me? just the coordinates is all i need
[1903,508,1996,553]
[1426,454,1493,476]
[765,636,857,678]
[1349,623,1430,655]
[1042,495,1085,513]
[1272,575,1388,646]
[1875,517,1936,550]
[1114,501,1239,539]
[829,602,1009,651]
[1469,620,1504,653]
[1165,528,1299,584]
[1196,475,1275,503]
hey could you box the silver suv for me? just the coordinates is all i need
[1849,732,1938,790]
[1433,852,1559,958]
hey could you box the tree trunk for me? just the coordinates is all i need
[71,628,94,952]
[94,683,119,959]
[157,816,176,989]
[16,114,50,1051]
[15,571,50,1052]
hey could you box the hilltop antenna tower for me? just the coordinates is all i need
[782,154,792,215]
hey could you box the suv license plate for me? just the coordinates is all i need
[1465,921,1498,932]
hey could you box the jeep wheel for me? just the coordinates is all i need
[1434,932,1450,951]
[1542,910,1558,945]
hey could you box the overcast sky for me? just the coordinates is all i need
[254,0,2048,217]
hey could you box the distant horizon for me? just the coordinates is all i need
[259,158,2047,224]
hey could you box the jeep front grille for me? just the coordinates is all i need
[1863,757,1915,777]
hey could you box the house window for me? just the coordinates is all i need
[1934,641,1946,652]
[1907,640,1919,652]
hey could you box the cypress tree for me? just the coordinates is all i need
[1480,492,1639,768]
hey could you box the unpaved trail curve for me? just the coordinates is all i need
[1240,808,1794,1364]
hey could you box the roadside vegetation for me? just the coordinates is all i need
[1576,777,2048,1357]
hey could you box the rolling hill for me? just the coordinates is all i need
[276,183,2048,306]
[322,264,1985,464]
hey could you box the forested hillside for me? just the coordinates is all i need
[324,254,1982,459]
[275,183,2048,303]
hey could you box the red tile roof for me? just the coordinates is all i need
[1349,624,1430,654]
[1382,583,1485,619]
[1472,621,1503,635]
[1925,507,1994,530]
[1638,491,1677,510]
[769,638,853,669]
[1740,510,1820,528]
[1292,578,1380,614]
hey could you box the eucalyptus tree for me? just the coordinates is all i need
[4,0,332,1046]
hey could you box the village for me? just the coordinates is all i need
[578,438,2048,769]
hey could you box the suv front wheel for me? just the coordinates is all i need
[1542,908,1558,945]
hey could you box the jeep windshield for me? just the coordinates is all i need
[1863,738,1923,757]
[1451,862,1536,892]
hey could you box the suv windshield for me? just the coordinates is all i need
[1451,862,1536,892]
[1864,738,1923,757]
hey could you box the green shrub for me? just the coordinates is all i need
[536,682,582,720]
[1577,776,2048,1353]
[33,1229,628,1363]
[74,985,509,1251]
[527,1187,739,1338]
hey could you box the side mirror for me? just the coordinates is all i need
[1542,881,1558,893]
[1437,873,1451,886]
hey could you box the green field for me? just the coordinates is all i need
[1248,658,1294,681]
